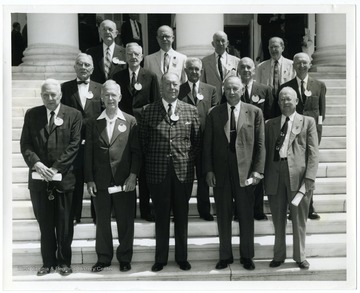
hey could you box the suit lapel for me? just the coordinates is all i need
[221,104,230,142]
[96,118,110,145]
[185,83,197,106]
[288,112,303,149]
[49,104,66,135]
[156,51,162,74]
[236,102,246,134]
[210,53,221,82]
[109,119,121,145]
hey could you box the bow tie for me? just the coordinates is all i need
[77,80,89,84]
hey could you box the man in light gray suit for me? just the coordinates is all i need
[201,31,240,104]
[144,25,187,87]
[264,87,319,270]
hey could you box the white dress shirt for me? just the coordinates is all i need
[103,42,115,59]
[130,19,141,40]
[227,100,241,139]
[270,55,285,82]
[77,78,90,109]
[97,108,126,141]
[296,74,309,94]
[162,98,178,115]
[279,112,296,158]
[46,104,61,123]
[160,48,175,73]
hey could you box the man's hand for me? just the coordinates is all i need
[304,178,315,195]
[206,172,216,187]
[250,172,263,185]
[34,162,54,182]
[123,173,137,192]
[87,182,97,197]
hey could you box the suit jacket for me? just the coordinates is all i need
[84,111,141,190]
[201,52,240,104]
[264,113,319,195]
[279,76,327,125]
[86,43,126,84]
[120,20,143,47]
[203,102,265,187]
[143,49,187,86]
[241,81,275,120]
[20,104,82,191]
[178,81,217,132]
[255,56,295,88]
[139,99,201,184]
[61,79,103,140]
[112,67,160,122]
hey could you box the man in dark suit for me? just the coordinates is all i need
[20,79,82,276]
[120,14,143,47]
[113,43,160,222]
[61,53,102,224]
[86,19,126,84]
[178,57,217,221]
[279,52,326,220]
[203,76,265,271]
[139,72,201,272]
[84,80,141,273]
[237,57,275,221]
[264,87,319,270]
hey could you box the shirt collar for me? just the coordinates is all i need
[162,98,178,111]
[128,67,140,77]
[188,80,200,88]
[272,55,284,66]
[281,111,296,123]
[103,42,115,54]
[296,74,309,85]
[97,108,126,121]
[46,103,61,117]
[161,48,174,57]
[227,100,241,111]
[76,78,90,84]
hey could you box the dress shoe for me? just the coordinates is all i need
[91,262,111,272]
[215,258,234,269]
[141,214,155,222]
[287,214,292,221]
[296,260,310,269]
[233,215,239,222]
[269,260,284,268]
[57,265,73,276]
[308,212,320,220]
[151,262,166,272]
[254,214,268,221]
[119,262,131,272]
[240,257,255,270]
[37,266,52,276]
[177,261,191,271]
[200,214,214,221]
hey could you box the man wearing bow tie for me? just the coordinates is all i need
[20,79,82,276]
[139,72,201,272]
[86,19,126,84]
[279,52,326,220]
[61,53,103,224]
[178,57,217,221]
[84,80,141,273]
[113,43,160,222]
[201,31,240,104]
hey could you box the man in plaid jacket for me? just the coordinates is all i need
[139,72,201,272]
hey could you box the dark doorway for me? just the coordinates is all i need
[224,25,250,58]
[147,14,172,55]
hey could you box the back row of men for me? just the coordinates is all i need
[20,20,326,276]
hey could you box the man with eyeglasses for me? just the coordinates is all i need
[112,43,160,222]
[86,19,126,84]
[61,53,103,225]
[144,25,187,88]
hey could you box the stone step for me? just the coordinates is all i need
[12,233,346,266]
[325,105,346,115]
[12,73,75,81]
[12,212,346,241]
[310,66,346,73]
[317,79,346,87]
[323,115,345,125]
[12,80,69,88]
[326,95,346,105]
[12,257,346,282]
[325,88,345,95]
[12,192,346,221]
[309,72,346,79]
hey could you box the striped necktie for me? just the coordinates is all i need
[104,47,111,79]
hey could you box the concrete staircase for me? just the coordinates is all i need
[10,68,347,282]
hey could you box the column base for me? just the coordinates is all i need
[311,45,346,69]
[176,45,214,59]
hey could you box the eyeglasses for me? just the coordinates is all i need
[157,35,173,40]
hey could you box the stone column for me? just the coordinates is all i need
[20,13,80,70]
[311,14,346,69]
[175,14,223,58]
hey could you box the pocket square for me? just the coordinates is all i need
[185,121,191,125]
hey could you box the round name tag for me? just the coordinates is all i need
[112,57,120,64]
[54,117,64,126]
[86,91,94,99]
[252,95,259,103]
[134,83,142,91]
[197,94,204,101]
[118,123,127,132]
[170,114,179,121]
[304,90,312,97]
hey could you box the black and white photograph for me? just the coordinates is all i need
[2,1,357,292]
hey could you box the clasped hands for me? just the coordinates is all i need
[34,162,58,182]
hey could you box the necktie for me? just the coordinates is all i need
[229,106,236,151]
[164,52,170,73]
[167,103,172,119]
[301,80,306,104]
[131,72,136,87]
[274,116,290,161]
[104,47,111,79]
[77,80,89,84]
[133,20,140,39]
[192,83,198,105]
[243,84,250,103]
[218,55,224,81]
[273,60,279,96]
[48,111,55,133]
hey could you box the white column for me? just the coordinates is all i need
[175,14,224,58]
[21,13,80,67]
[311,14,346,68]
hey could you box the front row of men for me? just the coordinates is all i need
[21,72,318,277]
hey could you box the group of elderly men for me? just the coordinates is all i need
[20,19,325,277]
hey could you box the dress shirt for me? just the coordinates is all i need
[97,108,126,141]
[77,78,90,109]
[162,98,178,116]
[160,48,174,73]
[279,112,296,158]
[227,101,241,139]
[103,42,115,60]
[46,104,61,123]
[128,67,140,82]
[188,80,200,98]
[242,80,253,99]
[130,19,141,40]
[216,52,227,78]
[296,75,309,95]
[270,56,284,83]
